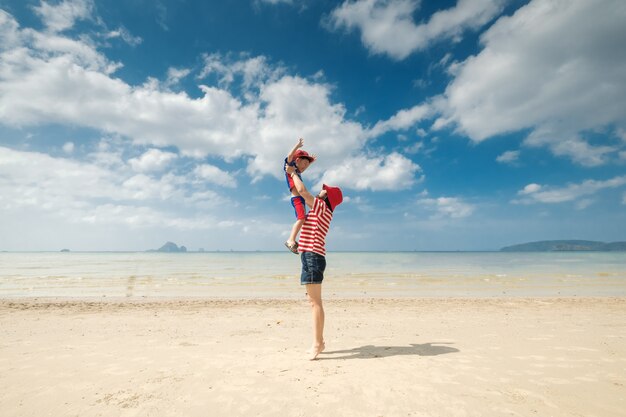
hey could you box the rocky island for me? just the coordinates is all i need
[149,241,188,253]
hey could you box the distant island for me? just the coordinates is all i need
[148,241,187,253]
[501,240,626,252]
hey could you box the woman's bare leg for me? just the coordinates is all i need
[306,284,325,360]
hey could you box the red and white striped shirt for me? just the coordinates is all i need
[298,197,333,256]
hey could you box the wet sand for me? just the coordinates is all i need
[1,297,625,416]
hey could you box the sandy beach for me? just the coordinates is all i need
[1,297,625,417]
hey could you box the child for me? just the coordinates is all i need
[284,138,316,254]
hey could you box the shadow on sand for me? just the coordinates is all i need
[320,343,459,360]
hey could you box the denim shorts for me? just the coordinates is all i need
[300,251,326,285]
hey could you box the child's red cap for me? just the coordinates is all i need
[294,150,315,162]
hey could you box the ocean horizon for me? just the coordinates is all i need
[1,251,625,299]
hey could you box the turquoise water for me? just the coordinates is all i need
[0,252,625,299]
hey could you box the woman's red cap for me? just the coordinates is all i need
[322,184,343,211]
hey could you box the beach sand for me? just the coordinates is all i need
[1,297,625,417]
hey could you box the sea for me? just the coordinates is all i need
[1,251,625,299]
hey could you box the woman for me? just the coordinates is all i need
[285,163,343,360]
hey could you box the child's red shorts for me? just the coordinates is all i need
[291,196,306,220]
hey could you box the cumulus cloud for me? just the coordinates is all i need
[0,146,232,229]
[519,183,542,195]
[194,164,237,188]
[104,26,142,47]
[0,145,186,205]
[63,142,75,153]
[0,146,123,210]
[514,175,626,205]
[496,150,519,164]
[128,149,178,172]
[417,196,475,219]
[246,75,368,181]
[163,67,191,87]
[0,8,422,192]
[327,0,506,60]
[318,152,422,191]
[0,33,256,158]
[524,127,617,167]
[435,0,626,165]
[199,53,285,92]
[32,0,94,33]
[368,104,432,137]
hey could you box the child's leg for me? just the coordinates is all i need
[287,218,305,245]
[286,196,306,247]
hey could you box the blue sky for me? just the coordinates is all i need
[0,0,625,251]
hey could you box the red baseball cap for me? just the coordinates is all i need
[293,150,316,162]
[323,184,343,211]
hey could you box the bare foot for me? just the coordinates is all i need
[306,341,325,354]
[308,342,325,360]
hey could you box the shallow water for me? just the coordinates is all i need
[1,251,625,299]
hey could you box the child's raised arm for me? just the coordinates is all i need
[285,163,314,208]
[286,138,304,163]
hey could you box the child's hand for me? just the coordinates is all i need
[296,138,304,149]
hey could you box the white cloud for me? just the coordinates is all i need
[32,0,93,33]
[199,53,284,91]
[165,67,191,87]
[129,149,178,172]
[0,10,21,50]
[436,0,626,165]
[246,75,367,182]
[525,127,616,167]
[256,0,296,6]
[194,164,237,188]
[317,152,422,191]
[0,34,257,158]
[63,141,75,153]
[151,1,168,32]
[327,0,506,60]
[185,190,224,210]
[0,146,120,210]
[496,150,519,164]
[404,141,423,154]
[104,27,142,47]
[519,183,541,195]
[121,173,183,201]
[368,104,432,137]
[0,146,185,206]
[514,175,626,205]
[417,196,475,219]
[0,146,234,230]
[0,7,426,194]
